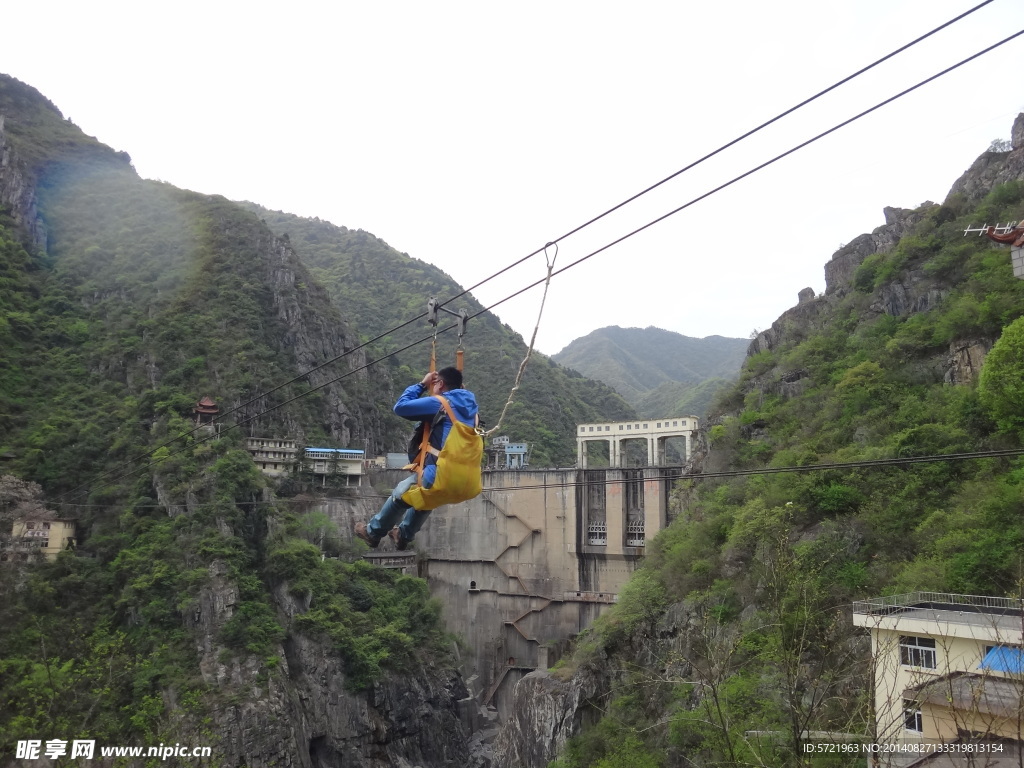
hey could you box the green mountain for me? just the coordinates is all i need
[633,377,733,420]
[0,77,392,494]
[0,73,631,763]
[238,203,635,466]
[507,119,1024,766]
[552,325,748,416]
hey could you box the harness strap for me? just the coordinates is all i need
[410,396,457,484]
[412,418,431,484]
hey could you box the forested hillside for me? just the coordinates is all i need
[0,77,394,496]
[0,71,639,765]
[633,378,732,421]
[240,204,634,465]
[0,71,627,765]
[552,326,748,417]
[502,118,1024,768]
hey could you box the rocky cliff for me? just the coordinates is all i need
[176,560,474,768]
[0,115,46,251]
[0,74,478,768]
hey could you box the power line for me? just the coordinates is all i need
[141,0,1002,463]
[70,1,999,481]
[54,446,1024,513]
[434,0,998,312]
[56,21,1024,504]
[465,26,1024,323]
[495,447,1024,491]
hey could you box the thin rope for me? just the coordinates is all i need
[484,243,558,436]
[430,323,438,372]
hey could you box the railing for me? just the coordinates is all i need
[853,592,1024,616]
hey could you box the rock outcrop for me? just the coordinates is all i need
[946,113,1024,203]
[178,559,475,768]
[256,226,391,452]
[0,115,46,252]
[493,669,608,768]
[823,206,934,296]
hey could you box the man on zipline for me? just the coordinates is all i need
[355,366,480,550]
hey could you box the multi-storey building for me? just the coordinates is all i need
[304,448,364,486]
[246,437,299,477]
[5,518,77,561]
[853,592,1024,752]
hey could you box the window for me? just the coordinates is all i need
[627,425,632,430]
[643,423,648,429]
[626,519,645,547]
[619,425,624,431]
[903,702,923,732]
[900,636,937,669]
[606,426,611,431]
[589,426,594,432]
[673,420,678,426]
[656,422,661,428]
[580,427,585,432]
[587,522,607,546]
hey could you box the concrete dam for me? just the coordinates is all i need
[366,466,686,717]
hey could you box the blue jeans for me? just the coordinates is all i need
[367,474,431,542]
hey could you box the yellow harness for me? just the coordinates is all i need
[400,395,483,511]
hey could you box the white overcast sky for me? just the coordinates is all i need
[3,1,1023,354]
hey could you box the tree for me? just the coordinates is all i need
[0,474,51,526]
[978,316,1024,435]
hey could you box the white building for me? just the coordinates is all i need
[576,417,698,468]
[853,592,1024,755]
[486,436,528,470]
[246,437,299,477]
[304,448,364,481]
[5,518,77,561]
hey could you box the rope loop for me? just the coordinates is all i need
[543,241,558,270]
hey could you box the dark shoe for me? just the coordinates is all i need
[388,527,411,551]
[355,522,380,548]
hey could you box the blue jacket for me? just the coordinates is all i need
[395,383,479,488]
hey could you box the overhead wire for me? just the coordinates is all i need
[66,0,1000,486]
[433,0,998,313]
[462,26,1024,326]
[199,0,995,458]
[55,446,1024,514]
[56,17,1024,504]
[84,312,429,484]
[204,24,1024,443]
[228,18,1024,432]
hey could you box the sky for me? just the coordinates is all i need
[2,1,1023,355]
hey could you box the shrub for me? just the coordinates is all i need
[978,316,1024,435]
